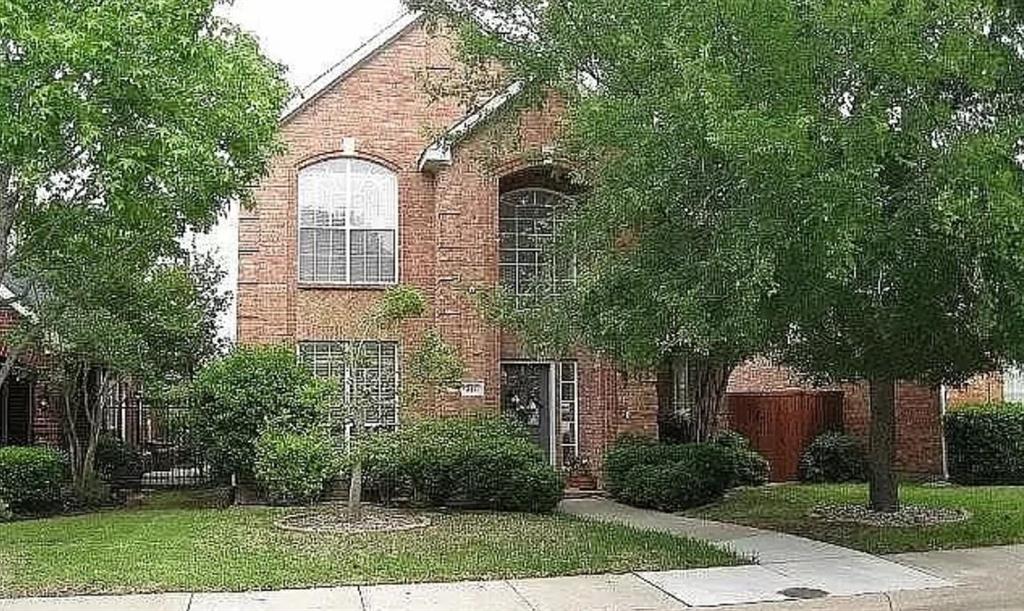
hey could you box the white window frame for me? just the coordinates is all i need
[298,340,401,429]
[297,158,399,286]
[499,188,576,307]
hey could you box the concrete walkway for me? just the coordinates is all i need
[558,498,952,606]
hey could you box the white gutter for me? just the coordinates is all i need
[418,81,525,172]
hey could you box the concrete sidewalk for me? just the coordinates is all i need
[2,547,1021,611]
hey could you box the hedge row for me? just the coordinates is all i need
[0,446,66,515]
[945,403,1024,485]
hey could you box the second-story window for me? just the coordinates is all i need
[298,158,398,285]
[499,188,575,307]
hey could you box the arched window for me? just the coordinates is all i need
[298,158,398,285]
[499,188,575,306]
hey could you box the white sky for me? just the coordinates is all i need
[194,0,407,342]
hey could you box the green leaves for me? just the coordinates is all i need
[0,0,288,384]
[414,0,1024,386]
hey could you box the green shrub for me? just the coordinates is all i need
[603,436,738,511]
[715,431,771,487]
[360,417,564,513]
[95,432,144,484]
[799,432,867,483]
[0,446,66,514]
[945,403,1024,485]
[253,428,341,506]
[189,345,338,477]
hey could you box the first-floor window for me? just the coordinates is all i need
[1005,366,1024,403]
[299,341,399,428]
[671,356,700,417]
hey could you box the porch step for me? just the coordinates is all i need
[563,488,605,500]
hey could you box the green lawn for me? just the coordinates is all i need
[690,483,1024,554]
[0,491,740,598]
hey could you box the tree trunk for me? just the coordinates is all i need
[691,359,735,443]
[868,377,899,513]
[347,458,363,521]
[0,165,17,285]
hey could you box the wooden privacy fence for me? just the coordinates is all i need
[726,390,845,482]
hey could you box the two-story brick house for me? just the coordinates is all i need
[239,12,1020,485]
[237,13,658,483]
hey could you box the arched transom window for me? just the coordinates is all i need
[298,158,398,285]
[499,188,575,306]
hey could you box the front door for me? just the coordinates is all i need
[0,377,31,446]
[501,363,553,463]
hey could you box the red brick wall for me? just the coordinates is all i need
[728,359,945,478]
[946,373,1003,407]
[0,304,62,448]
[238,20,658,481]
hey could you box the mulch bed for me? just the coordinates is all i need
[809,503,971,527]
[275,504,433,534]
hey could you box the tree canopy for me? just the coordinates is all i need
[0,0,289,283]
[411,0,1024,508]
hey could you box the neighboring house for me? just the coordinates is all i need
[237,12,1013,486]
[0,285,142,456]
[0,288,61,449]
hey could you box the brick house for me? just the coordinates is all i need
[237,13,1013,485]
[0,287,61,449]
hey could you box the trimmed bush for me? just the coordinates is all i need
[603,436,739,511]
[946,403,1024,485]
[189,345,338,477]
[799,432,867,483]
[253,428,341,506]
[0,446,66,514]
[715,431,771,487]
[360,417,564,513]
[95,432,144,484]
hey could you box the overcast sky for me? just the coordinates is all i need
[195,0,407,342]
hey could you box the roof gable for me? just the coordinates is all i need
[281,12,424,123]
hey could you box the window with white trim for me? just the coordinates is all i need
[499,188,575,307]
[559,361,579,464]
[299,341,399,428]
[298,159,398,285]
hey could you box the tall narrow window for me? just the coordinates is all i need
[299,341,399,428]
[298,159,398,285]
[499,188,575,307]
[559,361,579,463]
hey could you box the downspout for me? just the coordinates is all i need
[938,384,949,481]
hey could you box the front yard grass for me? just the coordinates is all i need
[0,491,740,598]
[690,483,1024,554]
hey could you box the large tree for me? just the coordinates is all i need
[411,0,1024,510]
[0,0,288,492]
